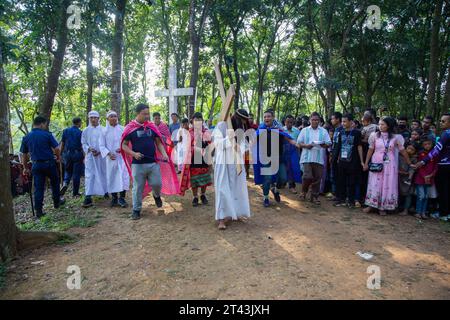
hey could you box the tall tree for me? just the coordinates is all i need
[111,0,127,118]
[39,0,71,121]
[426,0,444,116]
[0,40,17,262]
[188,0,212,117]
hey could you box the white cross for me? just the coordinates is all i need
[155,66,194,116]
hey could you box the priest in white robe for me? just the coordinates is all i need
[81,110,107,207]
[99,110,130,208]
[212,109,252,230]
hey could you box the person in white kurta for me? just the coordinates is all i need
[99,111,130,208]
[213,109,251,230]
[81,111,107,207]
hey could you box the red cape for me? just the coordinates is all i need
[120,120,180,197]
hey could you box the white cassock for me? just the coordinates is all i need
[213,121,251,221]
[99,124,129,193]
[82,125,107,196]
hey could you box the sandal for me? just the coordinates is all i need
[299,193,307,201]
[379,210,387,216]
[311,197,321,205]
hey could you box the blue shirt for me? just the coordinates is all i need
[283,126,300,141]
[424,129,450,166]
[61,125,82,151]
[169,122,181,134]
[20,128,59,161]
[124,127,157,164]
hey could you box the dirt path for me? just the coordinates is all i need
[1,180,450,300]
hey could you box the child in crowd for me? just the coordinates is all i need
[410,129,423,146]
[414,138,438,219]
[176,118,190,173]
[399,143,418,215]
[179,113,213,206]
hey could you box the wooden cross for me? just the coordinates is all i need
[214,61,242,175]
[155,65,194,116]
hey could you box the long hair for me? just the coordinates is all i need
[377,116,396,139]
[231,109,250,131]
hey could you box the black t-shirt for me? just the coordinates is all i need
[337,129,362,167]
[124,127,157,164]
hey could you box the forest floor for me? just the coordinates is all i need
[1,175,450,300]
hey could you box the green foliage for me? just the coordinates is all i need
[2,0,449,151]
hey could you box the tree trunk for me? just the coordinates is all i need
[39,0,70,121]
[188,35,200,117]
[426,0,443,115]
[232,29,241,111]
[86,40,94,125]
[443,63,450,115]
[111,0,127,119]
[0,42,17,263]
[123,63,131,124]
[188,0,211,118]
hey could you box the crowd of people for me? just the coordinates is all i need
[15,104,450,229]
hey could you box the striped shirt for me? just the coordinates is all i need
[423,129,450,165]
[297,126,331,165]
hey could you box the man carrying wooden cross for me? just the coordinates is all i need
[212,62,252,230]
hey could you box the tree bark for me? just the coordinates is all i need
[443,63,450,115]
[188,0,211,118]
[86,40,94,125]
[0,42,17,263]
[232,29,241,111]
[111,0,127,119]
[426,0,444,115]
[39,0,70,121]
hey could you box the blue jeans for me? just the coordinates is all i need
[63,157,84,195]
[415,185,429,214]
[32,161,60,211]
[262,163,287,196]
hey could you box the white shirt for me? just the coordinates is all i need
[297,126,331,165]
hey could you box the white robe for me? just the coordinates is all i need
[82,125,107,196]
[99,124,130,194]
[213,121,251,221]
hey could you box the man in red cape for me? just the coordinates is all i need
[121,104,180,220]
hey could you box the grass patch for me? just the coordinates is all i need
[18,212,98,232]
[16,194,100,233]
[438,221,450,233]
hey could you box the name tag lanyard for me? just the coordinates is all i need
[382,135,391,163]
[340,129,353,159]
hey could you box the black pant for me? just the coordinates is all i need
[112,191,126,199]
[32,161,60,211]
[436,165,450,216]
[336,162,360,204]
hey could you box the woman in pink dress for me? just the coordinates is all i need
[363,117,411,216]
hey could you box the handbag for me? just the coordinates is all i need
[368,162,383,172]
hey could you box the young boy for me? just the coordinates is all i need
[414,138,438,219]
[399,143,418,215]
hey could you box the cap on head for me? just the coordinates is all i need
[89,111,100,118]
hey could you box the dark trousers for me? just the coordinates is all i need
[112,191,126,199]
[32,161,60,211]
[336,163,360,204]
[436,165,450,216]
[63,158,83,195]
